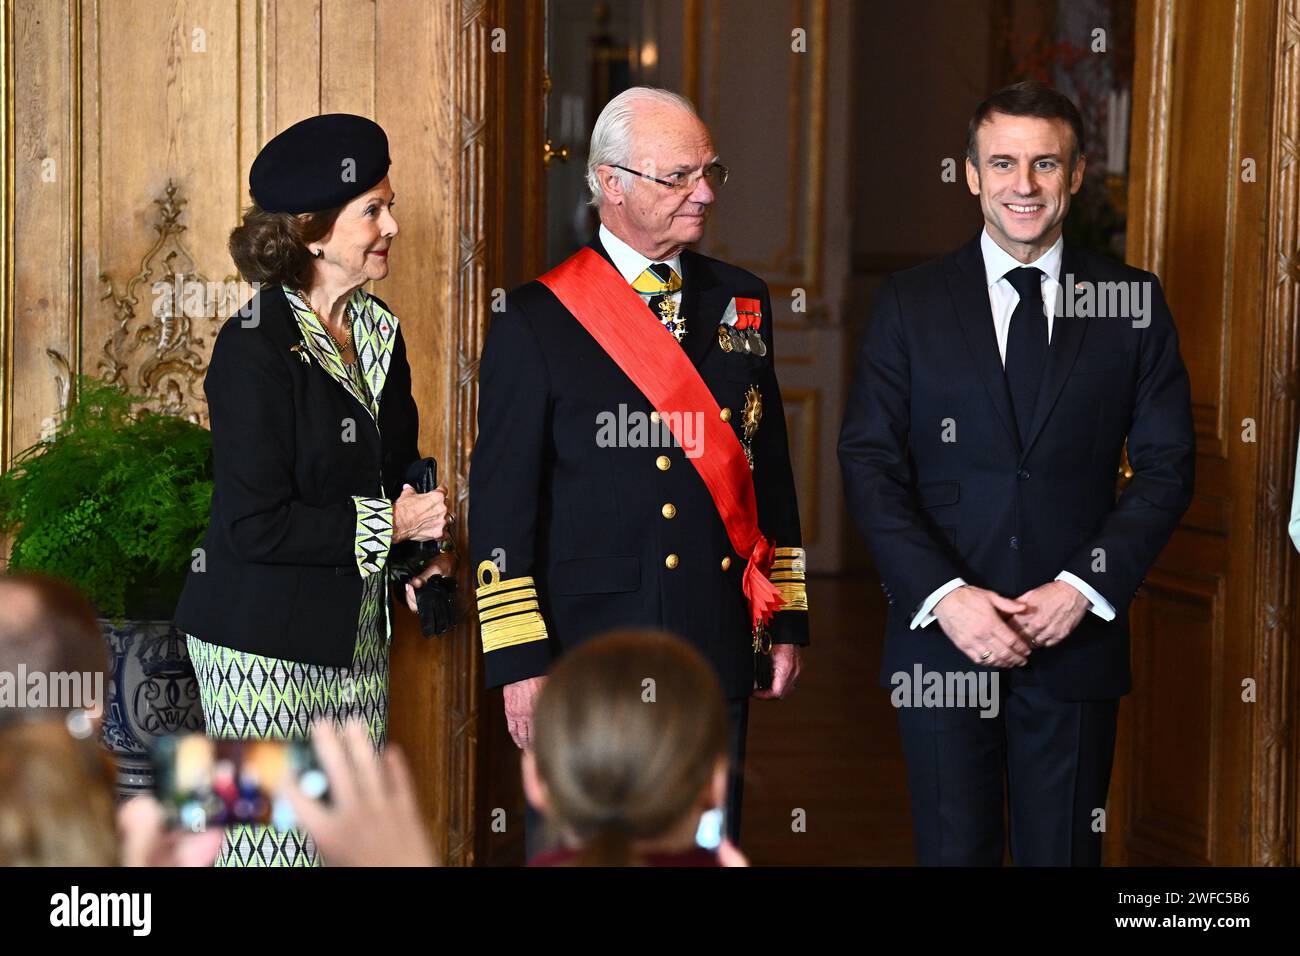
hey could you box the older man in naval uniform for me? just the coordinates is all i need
[470,86,809,847]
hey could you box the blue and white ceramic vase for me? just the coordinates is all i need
[99,618,204,798]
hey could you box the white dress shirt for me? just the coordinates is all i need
[910,228,1117,630]
[599,223,683,311]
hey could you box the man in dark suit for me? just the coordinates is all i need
[838,81,1194,865]
[470,86,809,844]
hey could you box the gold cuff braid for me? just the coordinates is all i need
[475,560,549,653]
[771,546,808,612]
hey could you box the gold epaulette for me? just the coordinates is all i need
[475,561,549,653]
[771,546,809,612]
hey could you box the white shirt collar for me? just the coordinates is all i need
[979,227,1063,288]
[599,223,683,285]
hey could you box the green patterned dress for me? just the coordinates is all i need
[186,287,401,867]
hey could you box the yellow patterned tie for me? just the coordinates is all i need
[631,263,683,295]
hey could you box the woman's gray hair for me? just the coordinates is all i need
[585,87,699,207]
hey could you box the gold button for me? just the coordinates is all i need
[720,556,732,571]
[650,411,661,424]
[661,503,677,519]
[720,407,732,422]
[656,455,671,471]
[665,553,680,569]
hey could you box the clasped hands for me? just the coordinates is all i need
[392,482,451,544]
[392,483,457,614]
[933,580,1089,669]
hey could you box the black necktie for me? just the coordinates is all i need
[1003,266,1047,447]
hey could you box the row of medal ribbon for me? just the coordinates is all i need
[718,324,767,356]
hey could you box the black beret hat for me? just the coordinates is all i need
[249,113,391,214]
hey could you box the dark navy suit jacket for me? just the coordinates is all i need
[838,236,1195,700]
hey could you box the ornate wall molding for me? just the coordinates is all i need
[96,181,242,425]
[446,0,493,868]
[1253,0,1300,867]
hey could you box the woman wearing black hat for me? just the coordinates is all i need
[175,113,452,866]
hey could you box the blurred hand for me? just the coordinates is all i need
[404,552,457,614]
[1009,580,1089,649]
[503,676,547,750]
[392,483,449,543]
[116,795,224,867]
[933,584,1032,668]
[286,719,437,867]
[753,643,801,699]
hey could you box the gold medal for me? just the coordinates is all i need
[742,385,763,444]
[718,324,734,352]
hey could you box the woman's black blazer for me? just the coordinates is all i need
[175,284,420,667]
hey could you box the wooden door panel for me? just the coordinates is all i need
[1116,0,1296,866]
[1127,570,1221,864]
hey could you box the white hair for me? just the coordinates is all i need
[586,87,700,207]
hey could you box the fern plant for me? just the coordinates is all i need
[0,378,213,621]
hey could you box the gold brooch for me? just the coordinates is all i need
[289,343,310,364]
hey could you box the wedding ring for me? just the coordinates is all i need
[979,650,992,662]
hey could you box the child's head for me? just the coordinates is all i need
[523,629,728,865]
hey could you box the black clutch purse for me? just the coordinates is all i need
[388,457,459,638]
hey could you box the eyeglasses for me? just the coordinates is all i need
[607,162,730,192]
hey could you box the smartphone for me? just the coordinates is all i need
[695,807,725,851]
[152,735,328,832]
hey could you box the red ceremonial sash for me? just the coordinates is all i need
[538,246,783,628]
